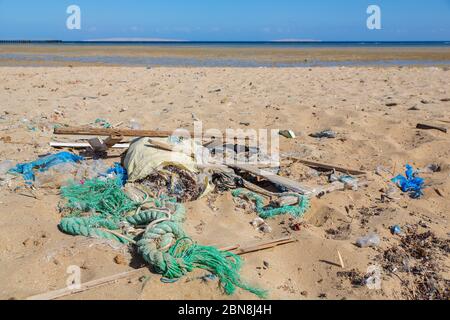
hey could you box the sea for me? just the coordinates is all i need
[0,41,449,67]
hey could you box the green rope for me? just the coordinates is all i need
[231,188,309,219]
[61,178,139,218]
[58,178,266,298]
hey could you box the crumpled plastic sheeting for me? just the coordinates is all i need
[9,152,84,183]
[391,164,425,199]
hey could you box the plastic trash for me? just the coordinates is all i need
[105,163,128,186]
[34,162,79,188]
[8,152,84,182]
[340,175,359,191]
[356,233,380,248]
[94,118,112,128]
[310,130,336,139]
[75,159,110,181]
[391,164,424,199]
[0,160,15,176]
[391,225,402,235]
[129,119,141,130]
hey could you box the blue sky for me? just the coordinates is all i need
[0,0,449,41]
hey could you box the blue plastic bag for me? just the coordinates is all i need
[9,152,84,182]
[391,164,424,199]
[105,162,128,186]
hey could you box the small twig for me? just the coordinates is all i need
[337,250,345,269]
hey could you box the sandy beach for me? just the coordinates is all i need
[0,65,449,300]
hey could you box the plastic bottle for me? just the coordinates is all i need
[356,233,380,248]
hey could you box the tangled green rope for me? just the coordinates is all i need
[232,188,309,219]
[58,178,266,298]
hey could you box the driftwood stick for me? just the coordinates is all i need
[26,269,146,300]
[287,157,367,176]
[54,127,192,138]
[25,237,295,300]
[230,163,315,195]
[50,141,130,149]
[416,123,447,133]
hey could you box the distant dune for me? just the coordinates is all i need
[84,38,188,42]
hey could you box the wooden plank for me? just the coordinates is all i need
[104,135,124,148]
[229,163,315,195]
[54,127,194,138]
[416,123,447,133]
[50,142,130,149]
[287,157,367,176]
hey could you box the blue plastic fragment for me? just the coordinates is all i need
[8,152,84,183]
[391,164,424,199]
[106,162,128,186]
[391,225,402,235]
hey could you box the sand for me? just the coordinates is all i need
[0,66,449,300]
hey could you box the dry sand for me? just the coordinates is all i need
[0,66,449,300]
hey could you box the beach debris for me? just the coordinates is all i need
[337,250,345,269]
[380,224,450,300]
[27,237,294,300]
[94,118,112,129]
[380,184,400,202]
[386,102,398,107]
[391,164,425,199]
[54,126,195,138]
[250,217,272,234]
[422,163,441,173]
[309,129,336,139]
[59,175,267,298]
[356,233,380,248]
[326,224,351,240]
[124,137,211,202]
[0,160,15,176]
[230,163,315,195]
[288,157,366,176]
[339,175,359,191]
[8,152,84,183]
[129,119,141,130]
[337,269,373,288]
[50,141,130,149]
[416,123,447,133]
[232,189,309,219]
[391,225,402,235]
[113,254,127,265]
[279,130,296,139]
[434,188,444,197]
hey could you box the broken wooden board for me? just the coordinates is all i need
[50,142,130,149]
[54,127,194,138]
[229,163,315,195]
[287,157,367,176]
